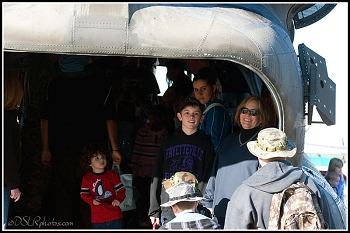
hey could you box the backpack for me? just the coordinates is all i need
[268,173,329,230]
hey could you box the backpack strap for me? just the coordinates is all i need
[203,102,225,115]
[268,185,289,229]
[298,172,329,229]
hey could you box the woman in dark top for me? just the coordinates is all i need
[201,95,271,228]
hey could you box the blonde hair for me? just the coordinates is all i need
[4,69,24,110]
[327,157,343,172]
[234,95,271,129]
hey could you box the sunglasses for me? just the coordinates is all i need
[240,107,259,116]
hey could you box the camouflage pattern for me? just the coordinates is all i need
[160,171,204,207]
[247,127,297,159]
[162,171,200,194]
[268,181,329,230]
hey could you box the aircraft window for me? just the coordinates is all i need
[155,66,169,96]
[293,3,336,29]
[155,65,193,96]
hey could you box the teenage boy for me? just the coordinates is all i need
[148,97,216,227]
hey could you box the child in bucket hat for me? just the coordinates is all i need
[158,172,220,230]
[160,171,203,207]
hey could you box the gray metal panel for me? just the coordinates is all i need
[73,4,128,54]
[126,6,264,65]
[298,43,336,125]
[3,3,128,54]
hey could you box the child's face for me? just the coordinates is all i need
[177,105,203,129]
[334,166,342,175]
[193,79,216,105]
[90,153,107,172]
[329,176,340,187]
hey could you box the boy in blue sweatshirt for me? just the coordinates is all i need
[148,97,216,227]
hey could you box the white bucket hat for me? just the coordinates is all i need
[160,171,203,207]
[247,127,297,159]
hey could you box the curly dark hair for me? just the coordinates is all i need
[80,142,111,173]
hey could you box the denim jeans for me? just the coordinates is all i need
[92,218,124,229]
[3,187,10,229]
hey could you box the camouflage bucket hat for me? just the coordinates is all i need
[160,171,203,207]
[247,127,296,159]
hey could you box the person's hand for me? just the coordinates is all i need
[41,149,52,167]
[10,188,21,202]
[112,199,120,207]
[93,199,101,205]
[112,150,122,166]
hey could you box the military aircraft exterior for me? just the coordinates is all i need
[3,3,346,229]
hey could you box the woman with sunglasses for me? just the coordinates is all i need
[201,95,272,228]
[193,67,232,152]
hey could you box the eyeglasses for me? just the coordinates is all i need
[240,108,258,116]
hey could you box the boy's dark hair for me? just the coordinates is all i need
[80,142,111,173]
[178,97,204,113]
